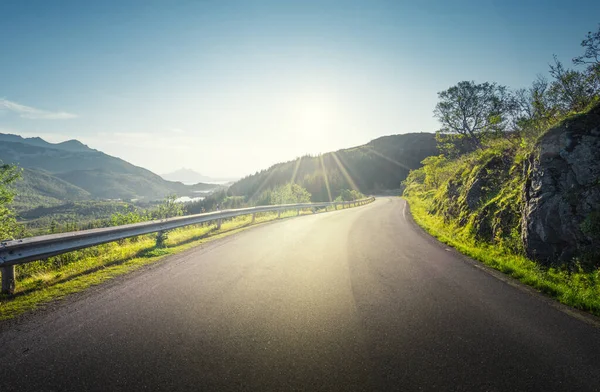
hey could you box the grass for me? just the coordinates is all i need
[405,195,600,317]
[0,203,370,321]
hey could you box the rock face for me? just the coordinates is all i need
[522,104,600,264]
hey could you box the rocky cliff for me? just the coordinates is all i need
[522,103,600,265]
[404,102,600,268]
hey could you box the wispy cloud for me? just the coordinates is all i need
[0,98,77,120]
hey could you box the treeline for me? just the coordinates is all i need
[432,26,600,155]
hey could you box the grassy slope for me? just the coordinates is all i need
[10,168,91,212]
[0,202,372,320]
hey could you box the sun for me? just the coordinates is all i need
[287,91,338,143]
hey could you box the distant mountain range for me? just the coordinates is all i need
[0,133,220,209]
[161,168,238,185]
[1,131,438,213]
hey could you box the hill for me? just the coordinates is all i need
[228,133,438,202]
[10,168,91,210]
[0,133,218,204]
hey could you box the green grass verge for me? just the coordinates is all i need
[405,195,600,317]
[0,202,371,321]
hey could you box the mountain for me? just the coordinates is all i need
[0,133,219,205]
[161,168,238,184]
[0,134,95,153]
[228,132,438,202]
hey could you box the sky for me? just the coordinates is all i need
[1,0,599,178]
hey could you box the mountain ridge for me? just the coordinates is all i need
[0,133,218,206]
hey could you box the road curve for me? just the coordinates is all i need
[1,197,600,391]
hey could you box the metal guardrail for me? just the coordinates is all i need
[0,197,375,294]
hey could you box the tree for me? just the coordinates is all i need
[152,195,184,220]
[0,162,22,240]
[266,183,311,205]
[573,24,600,69]
[433,81,513,150]
[573,24,600,104]
[335,189,364,202]
[548,56,596,112]
[510,76,556,138]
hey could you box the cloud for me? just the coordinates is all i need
[0,98,77,120]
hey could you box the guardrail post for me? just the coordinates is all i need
[156,230,166,248]
[297,208,300,216]
[217,218,222,230]
[1,265,15,295]
[251,213,256,223]
[278,210,281,218]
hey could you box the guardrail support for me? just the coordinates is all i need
[297,208,300,216]
[1,265,15,295]
[278,210,281,218]
[217,218,222,230]
[156,230,166,248]
[251,213,256,223]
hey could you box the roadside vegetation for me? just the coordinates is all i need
[0,181,371,320]
[404,25,600,315]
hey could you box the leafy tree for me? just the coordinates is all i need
[151,195,184,219]
[257,183,311,205]
[335,189,364,201]
[548,56,597,112]
[434,81,514,150]
[0,162,22,240]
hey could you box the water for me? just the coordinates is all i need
[174,196,205,203]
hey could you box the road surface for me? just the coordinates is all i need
[1,197,599,391]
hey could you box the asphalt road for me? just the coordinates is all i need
[1,197,600,391]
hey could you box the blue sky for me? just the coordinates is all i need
[1,0,599,177]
